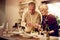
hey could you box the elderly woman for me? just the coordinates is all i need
[39,4,59,36]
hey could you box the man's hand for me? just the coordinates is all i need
[27,23,34,28]
[27,23,42,31]
[34,23,41,28]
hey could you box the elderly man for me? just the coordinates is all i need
[22,2,41,33]
[39,4,59,36]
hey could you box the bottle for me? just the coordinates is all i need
[44,24,50,40]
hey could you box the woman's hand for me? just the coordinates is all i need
[49,30,54,34]
[41,30,54,34]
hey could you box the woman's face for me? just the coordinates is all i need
[39,5,48,15]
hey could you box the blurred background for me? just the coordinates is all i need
[0,0,60,29]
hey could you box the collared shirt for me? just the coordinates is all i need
[22,11,41,27]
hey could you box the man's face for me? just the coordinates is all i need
[28,4,35,14]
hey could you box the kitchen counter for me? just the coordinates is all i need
[0,34,59,40]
